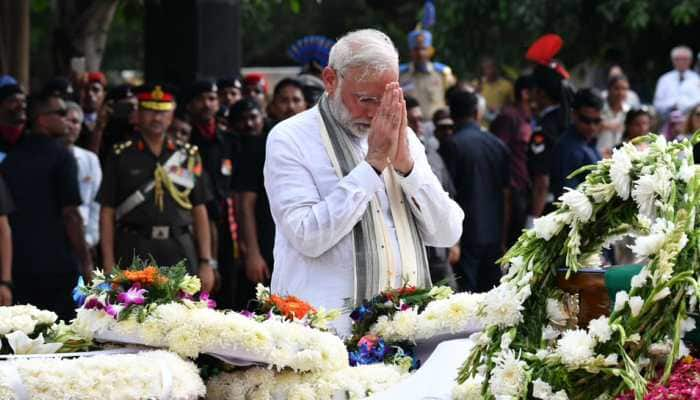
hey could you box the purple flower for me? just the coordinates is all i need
[178,291,194,301]
[116,286,147,306]
[104,303,123,319]
[84,296,105,310]
[199,292,216,309]
[239,310,255,319]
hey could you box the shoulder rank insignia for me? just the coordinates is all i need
[112,140,133,155]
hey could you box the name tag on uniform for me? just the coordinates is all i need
[168,166,195,189]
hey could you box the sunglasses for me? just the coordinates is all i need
[578,114,602,125]
[43,108,68,117]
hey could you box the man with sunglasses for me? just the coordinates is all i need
[0,94,93,321]
[550,88,604,199]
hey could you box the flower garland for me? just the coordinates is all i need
[616,356,700,399]
[346,286,486,369]
[72,301,349,373]
[74,259,209,322]
[455,135,700,399]
[0,306,91,355]
[0,350,205,400]
[205,363,406,400]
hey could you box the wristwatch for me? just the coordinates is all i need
[198,258,218,270]
[0,280,13,290]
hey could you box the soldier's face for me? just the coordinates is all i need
[219,86,242,108]
[271,85,306,121]
[0,93,26,126]
[411,46,433,64]
[189,91,219,122]
[323,66,399,136]
[233,108,264,136]
[81,82,105,113]
[138,108,174,137]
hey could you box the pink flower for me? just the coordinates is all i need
[116,286,147,307]
[357,335,380,351]
[199,292,216,309]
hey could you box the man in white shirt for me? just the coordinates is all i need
[264,29,464,335]
[653,45,700,118]
[65,101,102,249]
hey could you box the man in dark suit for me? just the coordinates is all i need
[444,90,510,293]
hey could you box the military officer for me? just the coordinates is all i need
[98,84,215,292]
[399,28,456,118]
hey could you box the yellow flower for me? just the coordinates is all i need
[179,275,201,295]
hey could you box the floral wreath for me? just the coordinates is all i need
[455,135,700,400]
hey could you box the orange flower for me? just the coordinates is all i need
[270,294,316,320]
[124,266,160,285]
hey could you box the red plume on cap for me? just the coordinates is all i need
[526,34,570,79]
[526,34,563,65]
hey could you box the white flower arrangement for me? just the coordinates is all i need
[362,291,485,344]
[205,363,406,400]
[0,350,205,400]
[72,301,348,373]
[0,305,57,336]
[457,134,700,398]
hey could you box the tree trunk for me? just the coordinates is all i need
[53,0,120,75]
[0,0,30,88]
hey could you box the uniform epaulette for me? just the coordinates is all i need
[188,145,199,156]
[112,140,133,155]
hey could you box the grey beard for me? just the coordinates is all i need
[329,90,370,137]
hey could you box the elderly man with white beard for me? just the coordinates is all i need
[263,29,464,335]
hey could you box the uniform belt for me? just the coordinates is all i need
[120,224,191,240]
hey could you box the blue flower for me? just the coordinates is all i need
[72,277,87,306]
[350,304,371,321]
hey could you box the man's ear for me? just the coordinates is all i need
[322,67,337,96]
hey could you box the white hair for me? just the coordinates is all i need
[671,45,693,59]
[328,29,399,81]
[64,100,84,123]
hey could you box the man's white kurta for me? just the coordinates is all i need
[264,106,464,334]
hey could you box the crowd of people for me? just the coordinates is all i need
[0,27,698,322]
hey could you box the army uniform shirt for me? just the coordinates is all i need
[400,61,457,118]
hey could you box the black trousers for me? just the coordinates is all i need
[456,243,502,293]
[14,272,78,322]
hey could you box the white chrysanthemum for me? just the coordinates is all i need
[556,329,596,366]
[631,175,657,217]
[649,340,672,358]
[428,285,454,300]
[489,349,527,397]
[481,284,525,328]
[559,189,593,222]
[532,378,553,399]
[610,148,633,199]
[8,350,205,400]
[588,316,612,343]
[452,375,484,400]
[630,267,650,288]
[628,296,644,317]
[614,291,629,312]
[533,213,566,241]
[629,218,675,258]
